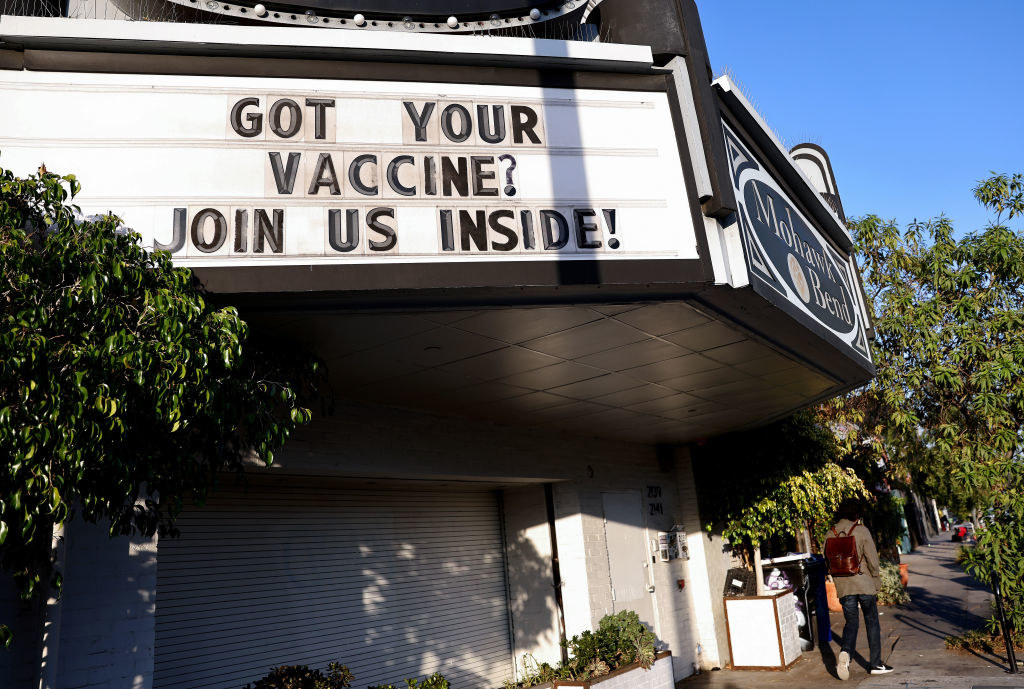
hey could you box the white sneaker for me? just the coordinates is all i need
[837,650,850,680]
[870,664,895,675]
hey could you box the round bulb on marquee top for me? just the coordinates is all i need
[529,8,540,20]
[353,13,365,25]
[253,3,266,15]
[447,15,459,28]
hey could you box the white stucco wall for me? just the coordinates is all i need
[502,485,562,672]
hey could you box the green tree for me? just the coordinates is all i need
[832,172,1024,632]
[0,164,324,644]
[693,410,868,560]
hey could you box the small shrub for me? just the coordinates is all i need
[946,627,1023,654]
[507,610,657,688]
[594,610,657,670]
[244,662,353,689]
[369,672,450,689]
[877,560,910,606]
[505,654,560,688]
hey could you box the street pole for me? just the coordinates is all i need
[993,571,1018,674]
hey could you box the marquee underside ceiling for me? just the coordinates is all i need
[251,300,838,444]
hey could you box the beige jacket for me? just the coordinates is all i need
[827,518,881,598]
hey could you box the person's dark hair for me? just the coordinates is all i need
[835,497,863,521]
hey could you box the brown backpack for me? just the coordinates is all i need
[825,520,862,576]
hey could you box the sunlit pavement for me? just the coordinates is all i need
[679,540,1024,688]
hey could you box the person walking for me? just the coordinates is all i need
[825,498,894,679]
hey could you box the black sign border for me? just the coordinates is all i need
[721,119,872,364]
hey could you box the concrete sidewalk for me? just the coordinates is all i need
[679,540,1024,689]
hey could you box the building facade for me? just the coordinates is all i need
[0,1,874,687]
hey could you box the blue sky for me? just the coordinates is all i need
[696,0,1024,233]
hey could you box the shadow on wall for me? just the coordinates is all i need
[504,515,563,667]
[57,518,158,689]
[0,517,158,689]
[151,479,555,689]
[0,574,44,689]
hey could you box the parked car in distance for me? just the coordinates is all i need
[951,523,976,543]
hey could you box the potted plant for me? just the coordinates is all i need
[505,611,673,689]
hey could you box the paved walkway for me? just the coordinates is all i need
[679,540,1023,689]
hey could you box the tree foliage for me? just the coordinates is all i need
[0,164,324,644]
[693,411,868,553]
[831,172,1024,631]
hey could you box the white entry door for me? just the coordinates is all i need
[601,492,654,626]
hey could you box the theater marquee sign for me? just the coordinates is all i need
[722,121,871,362]
[0,71,697,267]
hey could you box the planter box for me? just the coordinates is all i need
[533,651,673,689]
[724,590,801,670]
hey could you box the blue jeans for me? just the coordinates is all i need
[840,594,882,667]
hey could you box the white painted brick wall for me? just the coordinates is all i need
[590,654,674,689]
[55,519,157,689]
[669,447,715,676]
[778,592,802,665]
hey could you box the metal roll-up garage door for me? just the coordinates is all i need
[153,483,513,689]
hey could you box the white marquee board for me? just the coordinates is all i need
[0,71,698,268]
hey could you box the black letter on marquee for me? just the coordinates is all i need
[156,208,187,253]
[520,209,536,250]
[403,101,435,142]
[459,209,488,252]
[511,105,541,144]
[349,154,379,196]
[439,209,455,251]
[441,104,472,143]
[268,98,302,138]
[489,210,517,251]
[441,156,469,197]
[230,97,262,138]
[308,153,342,195]
[305,98,335,140]
[424,156,437,196]
[234,209,248,253]
[328,208,360,252]
[573,208,602,249]
[190,208,227,253]
[477,104,506,144]
[268,152,301,194]
[387,155,416,196]
[471,156,498,197]
[254,209,284,253]
[540,210,569,250]
[367,208,397,251]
